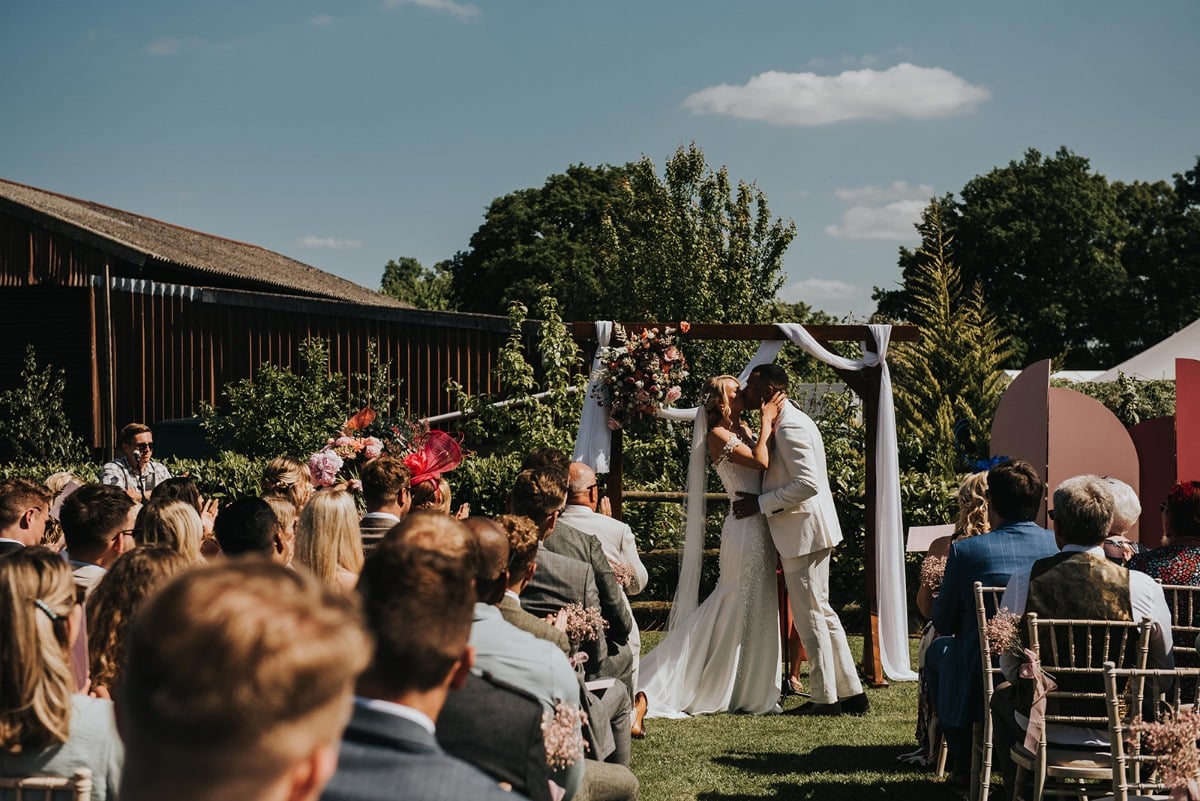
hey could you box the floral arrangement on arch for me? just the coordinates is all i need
[593,322,689,429]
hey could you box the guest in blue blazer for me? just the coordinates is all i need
[322,513,524,801]
[928,459,1058,785]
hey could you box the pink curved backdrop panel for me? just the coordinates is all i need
[1131,417,1175,548]
[1179,359,1200,483]
[1047,387,1140,538]
[991,360,1050,525]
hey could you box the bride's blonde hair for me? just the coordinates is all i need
[702,375,739,427]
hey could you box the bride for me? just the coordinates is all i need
[638,375,785,717]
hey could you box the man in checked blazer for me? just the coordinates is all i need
[357,456,411,553]
[321,513,522,801]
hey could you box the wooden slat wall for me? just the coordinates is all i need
[0,210,512,454]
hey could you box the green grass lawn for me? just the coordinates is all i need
[629,633,964,800]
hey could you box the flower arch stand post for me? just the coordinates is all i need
[570,322,919,689]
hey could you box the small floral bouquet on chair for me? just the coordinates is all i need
[542,700,589,770]
[592,323,689,430]
[985,608,1024,657]
[1130,707,1200,800]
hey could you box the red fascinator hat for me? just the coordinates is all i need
[403,430,463,486]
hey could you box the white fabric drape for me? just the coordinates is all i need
[570,321,915,682]
[572,321,615,474]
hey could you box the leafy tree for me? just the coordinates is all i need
[448,164,631,320]
[0,345,89,465]
[379,256,453,310]
[200,338,347,458]
[876,150,1200,370]
[887,200,1013,477]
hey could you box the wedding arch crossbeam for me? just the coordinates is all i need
[571,321,920,686]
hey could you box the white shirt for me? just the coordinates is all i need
[558,504,648,595]
[354,696,436,736]
[1000,544,1173,745]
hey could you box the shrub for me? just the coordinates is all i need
[0,346,89,466]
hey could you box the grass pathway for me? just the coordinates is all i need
[629,633,965,800]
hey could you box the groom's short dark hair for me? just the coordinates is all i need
[749,363,789,390]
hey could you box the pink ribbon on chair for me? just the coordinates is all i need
[1019,647,1058,754]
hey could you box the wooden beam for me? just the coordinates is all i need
[571,322,919,343]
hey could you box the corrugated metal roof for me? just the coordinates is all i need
[0,177,406,308]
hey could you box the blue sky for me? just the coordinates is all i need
[3,1,1197,319]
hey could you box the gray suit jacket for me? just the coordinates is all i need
[358,514,399,553]
[542,521,634,645]
[500,593,571,656]
[521,547,608,673]
[322,703,523,801]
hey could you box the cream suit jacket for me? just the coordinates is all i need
[757,400,843,558]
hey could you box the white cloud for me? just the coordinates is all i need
[825,199,927,240]
[780,278,861,303]
[834,181,934,205]
[299,236,363,249]
[682,63,990,126]
[384,0,481,20]
[310,14,334,26]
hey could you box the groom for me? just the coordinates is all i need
[732,363,869,716]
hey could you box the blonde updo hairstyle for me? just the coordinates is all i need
[702,375,740,427]
[410,477,452,515]
[954,471,991,539]
[260,456,315,511]
[0,547,77,752]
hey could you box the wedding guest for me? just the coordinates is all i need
[86,547,188,696]
[118,559,371,801]
[41,514,66,553]
[212,496,293,564]
[562,461,648,690]
[134,497,204,563]
[323,514,521,801]
[0,476,52,555]
[100,422,171,502]
[468,510,638,801]
[901,471,989,767]
[60,484,137,596]
[927,459,1058,788]
[296,487,364,592]
[263,494,300,563]
[1130,480,1200,584]
[358,455,411,552]
[515,462,635,697]
[994,475,1173,795]
[0,547,123,799]
[153,476,220,538]
[494,514,570,655]
[1101,477,1142,565]
[261,456,315,511]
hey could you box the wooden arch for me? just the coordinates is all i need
[571,322,920,687]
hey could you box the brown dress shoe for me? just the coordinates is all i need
[631,691,648,738]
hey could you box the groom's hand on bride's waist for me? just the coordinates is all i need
[732,492,759,518]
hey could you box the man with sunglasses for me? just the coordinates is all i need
[100,422,172,501]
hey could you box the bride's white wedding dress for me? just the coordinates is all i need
[637,436,782,717]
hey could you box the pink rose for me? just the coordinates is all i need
[363,436,384,460]
[307,449,344,487]
[666,386,682,404]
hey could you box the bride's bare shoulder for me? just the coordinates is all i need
[708,424,740,461]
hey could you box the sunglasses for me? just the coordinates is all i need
[131,442,155,451]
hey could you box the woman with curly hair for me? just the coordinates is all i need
[0,547,123,799]
[86,547,189,696]
[900,470,991,767]
[295,486,364,591]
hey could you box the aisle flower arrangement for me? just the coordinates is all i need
[593,322,689,429]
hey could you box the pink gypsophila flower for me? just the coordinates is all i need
[542,701,588,770]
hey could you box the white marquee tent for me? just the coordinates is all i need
[1094,316,1200,382]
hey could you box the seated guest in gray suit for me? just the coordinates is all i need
[512,468,634,696]
[358,456,410,552]
[118,559,371,801]
[494,513,570,655]
[324,513,522,801]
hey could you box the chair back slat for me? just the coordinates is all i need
[1161,584,1200,659]
[1104,661,1200,801]
[0,768,92,801]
